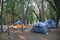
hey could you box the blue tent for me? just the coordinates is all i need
[31,22,49,34]
[44,19,56,28]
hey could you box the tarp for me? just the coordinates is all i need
[14,20,23,24]
[44,19,56,28]
[31,22,49,34]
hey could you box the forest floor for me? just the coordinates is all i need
[0,25,60,40]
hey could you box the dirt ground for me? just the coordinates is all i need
[0,25,60,40]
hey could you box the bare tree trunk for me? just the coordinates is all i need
[47,3,52,18]
[54,0,60,28]
[35,0,41,21]
[25,0,30,25]
[0,0,3,33]
[11,0,14,24]
[41,0,44,22]
[20,0,25,24]
[6,0,10,36]
[20,0,25,31]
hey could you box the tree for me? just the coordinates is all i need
[20,0,25,24]
[35,0,41,21]
[41,0,44,22]
[46,0,60,27]
[11,0,15,24]
[0,0,3,33]
[54,0,60,28]
[46,0,57,20]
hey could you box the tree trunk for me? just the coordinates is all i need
[11,0,14,24]
[0,0,3,33]
[25,0,30,25]
[41,0,44,22]
[6,0,10,35]
[20,0,25,24]
[54,0,60,28]
[47,3,52,18]
[35,0,41,21]
[20,0,25,31]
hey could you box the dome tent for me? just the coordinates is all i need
[31,22,49,34]
[44,19,56,28]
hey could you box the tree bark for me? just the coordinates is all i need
[54,0,60,28]
[41,0,44,22]
[0,0,3,33]
[20,0,25,24]
[35,0,41,21]
[11,0,14,24]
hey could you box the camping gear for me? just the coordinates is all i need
[31,22,49,34]
[11,24,28,32]
[44,19,56,28]
[12,24,28,29]
[12,24,23,29]
[14,20,23,25]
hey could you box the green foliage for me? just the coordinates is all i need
[1,0,57,24]
[45,0,57,20]
[46,0,56,11]
[26,5,36,24]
